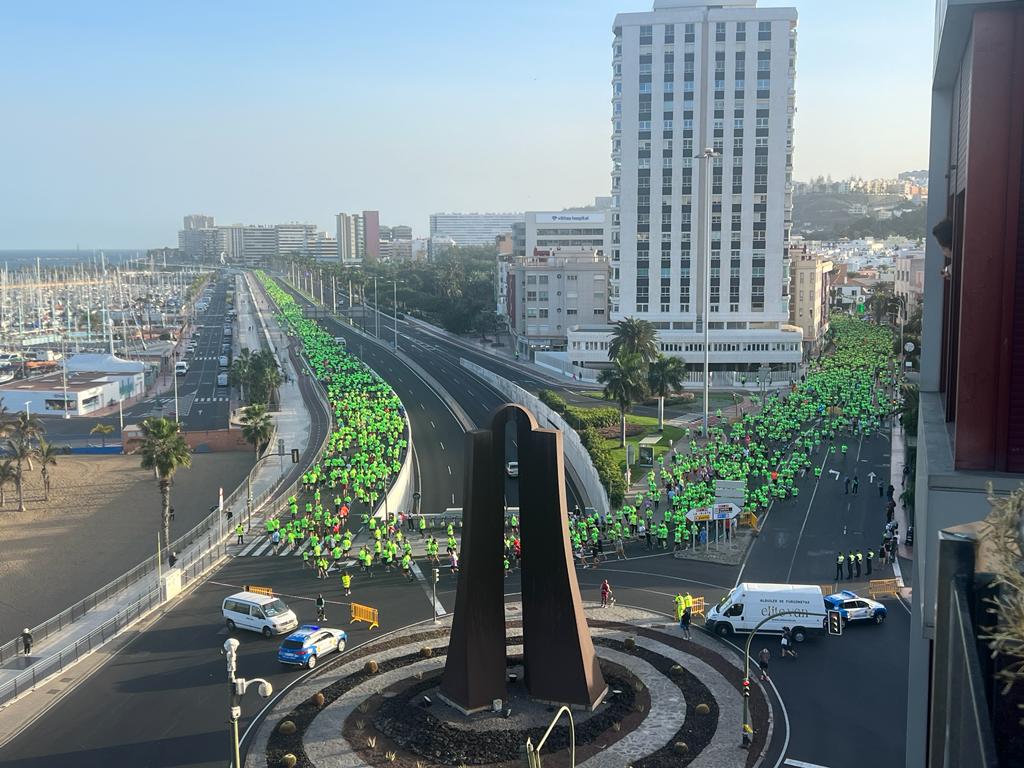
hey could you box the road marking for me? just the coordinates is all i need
[589,566,732,591]
[784,450,830,583]
[253,539,273,557]
[828,470,840,479]
[439,441,445,451]
[430,420,435,428]
[238,537,264,556]
[784,760,831,768]
[451,493,455,504]
[410,562,446,616]
[447,465,452,475]
[295,539,312,556]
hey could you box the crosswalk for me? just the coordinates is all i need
[229,533,447,563]
[194,396,230,403]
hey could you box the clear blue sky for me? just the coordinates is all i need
[0,0,935,248]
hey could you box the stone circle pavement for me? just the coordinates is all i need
[244,603,776,768]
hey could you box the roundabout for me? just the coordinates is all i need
[246,604,776,768]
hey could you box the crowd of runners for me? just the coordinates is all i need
[258,271,902,601]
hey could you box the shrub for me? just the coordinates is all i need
[311,692,325,708]
[278,720,296,735]
[538,389,567,414]
[281,754,298,768]
[564,405,618,430]
[364,660,379,674]
[420,646,433,658]
[695,702,711,715]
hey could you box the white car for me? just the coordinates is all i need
[506,461,519,477]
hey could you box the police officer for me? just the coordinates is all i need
[235,523,244,545]
[674,593,685,622]
[854,550,862,578]
[835,552,845,581]
[846,550,854,580]
[865,549,874,575]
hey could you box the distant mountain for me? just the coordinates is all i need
[793,194,926,240]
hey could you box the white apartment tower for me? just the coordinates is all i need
[569,0,801,371]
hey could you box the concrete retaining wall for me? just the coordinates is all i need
[459,358,610,516]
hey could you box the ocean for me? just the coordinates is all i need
[0,250,141,269]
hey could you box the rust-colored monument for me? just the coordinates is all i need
[439,404,607,713]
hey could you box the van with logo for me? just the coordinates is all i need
[222,591,299,637]
[704,583,827,643]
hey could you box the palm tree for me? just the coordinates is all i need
[36,438,59,501]
[139,417,193,565]
[229,348,254,403]
[12,413,44,470]
[239,404,274,459]
[598,353,648,447]
[608,317,659,364]
[6,436,36,512]
[647,354,687,432]
[90,423,115,448]
[0,459,16,508]
[251,351,282,407]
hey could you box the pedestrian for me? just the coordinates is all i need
[235,523,244,545]
[854,550,862,578]
[21,628,32,655]
[679,606,692,640]
[866,549,874,575]
[757,647,770,680]
[846,550,854,580]
[852,475,859,495]
[341,570,352,596]
[844,475,850,494]
[878,482,885,498]
[674,592,685,621]
[600,579,612,608]
[781,627,798,658]
[902,463,910,488]
[835,552,845,581]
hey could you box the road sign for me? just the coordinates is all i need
[277,438,285,456]
[904,341,915,353]
[715,479,746,507]
[686,502,740,523]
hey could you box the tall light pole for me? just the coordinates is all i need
[393,279,399,351]
[373,276,379,338]
[172,362,179,423]
[699,147,719,438]
[223,638,272,768]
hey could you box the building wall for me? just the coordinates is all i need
[525,211,609,256]
[362,210,380,261]
[429,213,525,246]
[789,248,832,356]
[241,226,278,266]
[908,4,1024,766]
[895,253,926,313]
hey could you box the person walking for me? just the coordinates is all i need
[781,627,798,658]
[835,552,845,581]
[600,579,612,608]
[757,647,770,681]
[341,570,352,596]
[852,475,859,495]
[844,475,850,495]
[679,606,692,640]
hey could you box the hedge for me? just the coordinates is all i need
[564,405,618,430]
[579,426,626,507]
[538,389,567,414]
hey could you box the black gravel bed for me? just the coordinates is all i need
[595,637,718,767]
[372,663,638,765]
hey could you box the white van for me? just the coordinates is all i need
[175,361,189,376]
[218,355,229,368]
[222,591,299,637]
[704,583,827,643]
[217,372,229,387]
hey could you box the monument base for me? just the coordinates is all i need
[436,690,500,716]
[531,684,610,713]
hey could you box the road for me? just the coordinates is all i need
[0,277,907,768]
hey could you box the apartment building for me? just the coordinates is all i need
[788,245,833,358]
[429,212,525,246]
[569,0,802,372]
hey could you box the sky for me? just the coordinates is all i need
[0,0,935,249]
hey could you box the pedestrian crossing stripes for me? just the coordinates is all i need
[194,396,229,403]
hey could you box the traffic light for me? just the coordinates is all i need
[432,568,440,584]
[827,609,843,636]
[291,449,300,463]
[741,678,750,698]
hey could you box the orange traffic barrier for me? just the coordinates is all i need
[868,579,900,600]
[691,596,706,618]
[350,602,380,630]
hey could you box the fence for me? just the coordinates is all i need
[350,603,380,630]
[459,358,610,516]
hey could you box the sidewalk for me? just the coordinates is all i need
[0,274,319,731]
[890,420,913,587]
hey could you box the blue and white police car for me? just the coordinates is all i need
[824,590,887,626]
[277,625,347,669]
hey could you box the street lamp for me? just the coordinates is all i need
[698,147,720,438]
[223,638,273,768]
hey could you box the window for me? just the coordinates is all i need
[527,275,537,285]
[639,82,651,94]
[566,308,578,316]
[724,602,744,617]
[715,22,726,42]
[736,21,746,42]
[684,23,695,43]
[639,24,653,45]
[758,21,771,40]
[638,120,651,131]
[664,24,675,44]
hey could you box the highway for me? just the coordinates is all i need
[0,277,907,768]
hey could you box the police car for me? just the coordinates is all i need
[277,625,347,669]
[824,590,887,626]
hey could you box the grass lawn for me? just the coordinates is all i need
[601,415,690,482]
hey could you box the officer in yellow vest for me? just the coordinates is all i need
[235,523,244,545]
[684,592,693,611]
[835,552,845,581]
[674,593,685,621]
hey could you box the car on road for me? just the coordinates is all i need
[218,355,229,368]
[175,361,189,376]
[277,625,347,669]
[506,461,519,477]
[824,590,887,626]
[217,372,229,387]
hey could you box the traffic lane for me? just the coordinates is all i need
[764,597,910,768]
[0,554,436,768]
[314,311,466,514]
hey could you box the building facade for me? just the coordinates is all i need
[894,250,925,315]
[275,223,317,258]
[241,225,278,266]
[526,210,610,256]
[907,3,1024,766]
[508,249,610,356]
[788,245,833,358]
[429,212,525,246]
[570,0,801,372]
[362,210,380,261]
[336,212,365,263]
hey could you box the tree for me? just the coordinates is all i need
[248,351,282,407]
[0,459,15,508]
[12,412,44,470]
[36,438,59,501]
[609,317,659,364]
[598,353,648,447]
[139,417,192,565]
[229,348,254,403]
[6,436,35,512]
[90,423,115,448]
[240,404,274,459]
[647,355,687,431]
